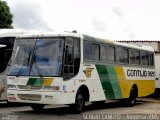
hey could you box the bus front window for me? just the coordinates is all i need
[8,39,35,76]
[8,38,64,77]
[30,39,64,76]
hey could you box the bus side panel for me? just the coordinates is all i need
[115,66,155,98]
[95,65,155,100]
[96,64,123,99]
[73,64,106,102]
[134,80,155,97]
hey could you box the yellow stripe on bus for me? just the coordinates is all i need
[43,78,53,86]
[114,66,132,98]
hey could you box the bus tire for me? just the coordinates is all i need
[30,104,45,112]
[70,91,85,113]
[127,87,137,107]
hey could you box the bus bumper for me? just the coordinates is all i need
[7,90,76,105]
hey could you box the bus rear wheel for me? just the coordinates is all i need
[30,104,45,112]
[70,91,85,113]
[127,87,137,107]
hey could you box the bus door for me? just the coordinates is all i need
[63,37,80,80]
[63,38,74,79]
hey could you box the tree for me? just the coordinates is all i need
[0,0,13,28]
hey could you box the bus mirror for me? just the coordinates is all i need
[156,78,159,81]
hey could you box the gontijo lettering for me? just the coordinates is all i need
[127,69,155,77]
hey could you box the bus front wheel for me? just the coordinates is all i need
[70,91,85,113]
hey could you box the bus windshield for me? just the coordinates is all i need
[8,38,64,77]
[0,37,15,73]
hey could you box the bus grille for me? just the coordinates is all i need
[17,85,42,90]
[18,94,41,101]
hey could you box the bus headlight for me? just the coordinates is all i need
[8,85,17,90]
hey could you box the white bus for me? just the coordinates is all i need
[7,32,155,113]
[0,29,24,101]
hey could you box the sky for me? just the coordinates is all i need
[4,0,160,40]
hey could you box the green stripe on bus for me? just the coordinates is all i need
[34,78,44,86]
[27,78,36,85]
[96,65,122,99]
[106,66,122,99]
[96,65,115,99]
[27,78,44,86]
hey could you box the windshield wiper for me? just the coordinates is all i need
[27,50,32,66]
[29,44,44,78]
[31,54,44,78]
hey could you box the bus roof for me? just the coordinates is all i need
[0,29,25,37]
[116,40,160,42]
[17,31,81,38]
[83,35,154,52]
[17,32,154,52]
[114,42,154,52]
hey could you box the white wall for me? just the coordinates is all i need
[127,42,159,51]
[155,55,160,88]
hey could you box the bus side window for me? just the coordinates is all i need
[106,46,115,63]
[83,41,100,62]
[116,47,129,64]
[130,50,140,65]
[101,45,107,63]
[149,53,154,66]
[141,51,149,66]
[92,44,100,62]
[83,41,92,61]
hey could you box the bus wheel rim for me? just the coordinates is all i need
[76,94,84,110]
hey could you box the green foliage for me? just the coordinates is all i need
[0,0,13,28]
